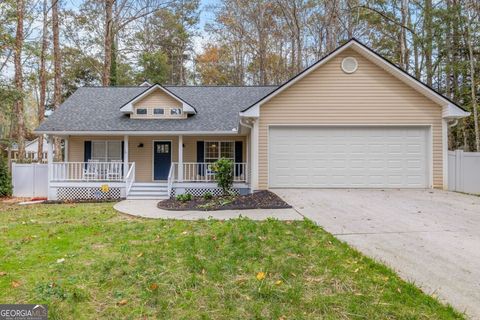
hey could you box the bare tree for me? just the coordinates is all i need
[424,0,433,86]
[52,0,62,161]
[38,0,49,162]
[13,0,26,161]
[102,0,114,86]
[464,14,479,151]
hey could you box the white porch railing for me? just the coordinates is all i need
[125,163,136,194]
[170,162,248,183]
[51,161,134,182]
[167,164,175,196]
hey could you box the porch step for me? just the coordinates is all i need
[127,182,169,200]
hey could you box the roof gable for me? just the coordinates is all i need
[240,38,469,119]
[120,84,197,114]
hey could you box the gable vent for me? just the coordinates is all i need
[341,57,358,74]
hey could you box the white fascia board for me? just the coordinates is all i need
[34,130,242,136]
[239,104,260,118]
[120,84,196,114]
[442,104,471,119]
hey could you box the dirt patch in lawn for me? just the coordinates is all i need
[158,190,291,211]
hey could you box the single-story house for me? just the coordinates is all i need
[35,38,469,201]
[8,137,50,163]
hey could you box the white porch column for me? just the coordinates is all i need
[47,135,56,200]
[64,137,69,162]
[250,119,259,190]
[123,135,129,177]
[178,135,183,181]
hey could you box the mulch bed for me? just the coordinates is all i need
[157,190,291,211]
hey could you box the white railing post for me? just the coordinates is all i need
[167,163,175,197]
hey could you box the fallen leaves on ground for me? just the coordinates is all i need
[117,299,128,306]
[256,272,266,281]
[11,281,21,288]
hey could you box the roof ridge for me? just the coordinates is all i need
[165,85,279,87]
[79,85,279,88]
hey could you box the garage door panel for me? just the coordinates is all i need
[269,126,428,188]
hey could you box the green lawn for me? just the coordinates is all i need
[0,202,463,319]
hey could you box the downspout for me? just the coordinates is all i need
[448,119,459,128]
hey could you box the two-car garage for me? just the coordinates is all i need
[268,126,430,188]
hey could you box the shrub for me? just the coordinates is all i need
[212,158,233,195]
[176,193,192,202]
[203,192,213,200]
[0,156,12,197]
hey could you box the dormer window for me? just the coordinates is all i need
[136,108,147,115]
[170,108,182,115]
[154,108,164,115]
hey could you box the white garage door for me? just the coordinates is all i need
[269,126,429,188]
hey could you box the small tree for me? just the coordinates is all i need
[0,156,12,197]
[212,158,233,195]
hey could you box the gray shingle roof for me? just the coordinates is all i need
[35,86,277,133]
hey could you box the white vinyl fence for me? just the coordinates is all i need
[448,150,480,194]
[12,163,48,198]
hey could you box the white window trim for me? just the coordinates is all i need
[153,107,165,115]
[170,108,183,116]
[136,108,148,115]
[204,141,235,163]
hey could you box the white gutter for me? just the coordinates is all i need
[34,130,242,136]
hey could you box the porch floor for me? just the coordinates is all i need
[114,200,302,220]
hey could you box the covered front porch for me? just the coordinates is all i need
[46,134,250,200]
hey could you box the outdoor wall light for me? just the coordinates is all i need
[138,143,144,148]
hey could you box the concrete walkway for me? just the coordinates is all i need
[274,189,480,319]
[114,200,303,220]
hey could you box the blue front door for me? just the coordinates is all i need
[153,141,171,180]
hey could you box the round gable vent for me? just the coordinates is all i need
[341,57,358,74]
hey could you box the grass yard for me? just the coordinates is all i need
[0,202,464,319]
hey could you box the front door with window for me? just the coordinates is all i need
[153,141,171,180]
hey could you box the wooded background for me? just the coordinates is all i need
[0,0,478,161]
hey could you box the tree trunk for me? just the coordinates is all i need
[103,0,114,86]
[424,0,433,86]
[14,0,25,161]
[465,24,479,151]
[400,0,409,71]
[52,0,62,161]
[38,0,49,163]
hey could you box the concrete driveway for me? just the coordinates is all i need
[274,189,480,319]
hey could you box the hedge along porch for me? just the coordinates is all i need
[47,134,250,201]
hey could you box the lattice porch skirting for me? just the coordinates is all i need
[170,186,250,198]
[57,187,122,201]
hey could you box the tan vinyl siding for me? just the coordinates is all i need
[258,48,443,189]
[68,135,246,182]
[131,89,186,119]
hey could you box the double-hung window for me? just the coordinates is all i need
[204,141,235,163]
[92,141,122,162]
